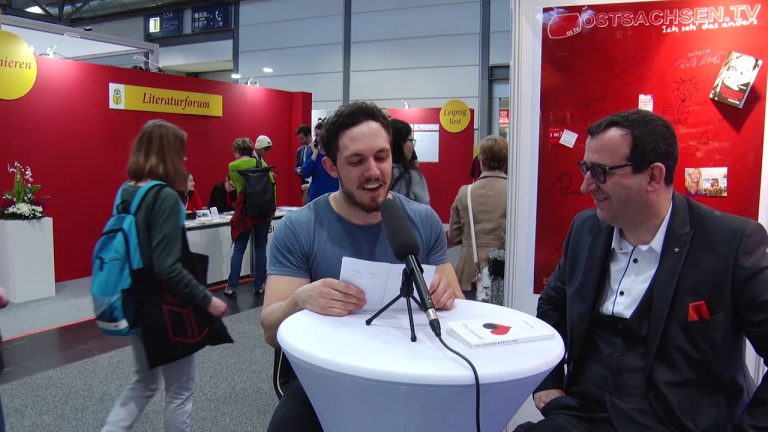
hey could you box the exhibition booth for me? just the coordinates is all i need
[2,0,767,426]
[0,53,310,287]
[0,30,476,295]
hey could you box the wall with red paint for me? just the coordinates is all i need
[388,108,475,223]
[0,56,311,282]
[534,0,768,292]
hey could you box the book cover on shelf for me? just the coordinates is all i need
[447,317,555,348]
[710,51,763,109]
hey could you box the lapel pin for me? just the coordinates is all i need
[674,247,680,253]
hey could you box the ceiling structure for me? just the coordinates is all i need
[1,0,207,25]
[1,1,234,74]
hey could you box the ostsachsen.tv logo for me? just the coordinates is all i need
[548,13,583,39]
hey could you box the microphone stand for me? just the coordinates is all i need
[365,268,424,342]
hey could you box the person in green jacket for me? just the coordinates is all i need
[225,135,274,296]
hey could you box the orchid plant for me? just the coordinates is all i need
[1,162,45,219]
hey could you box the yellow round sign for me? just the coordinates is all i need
[439,99,471,133]
[0,31,38,100]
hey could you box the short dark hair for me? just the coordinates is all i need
[295,125,311,137]
[587,110,678,185]
[321,101,391,163]
[390,118,413,168]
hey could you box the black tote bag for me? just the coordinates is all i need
[133,233,233,369]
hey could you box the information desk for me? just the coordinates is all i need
[184,207,297,285]
[278,299,564,432]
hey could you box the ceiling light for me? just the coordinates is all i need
[231,73,242,79]
[25,6,45,14]
[262,67,274,73]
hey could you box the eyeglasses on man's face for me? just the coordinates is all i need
[577,160,632,184]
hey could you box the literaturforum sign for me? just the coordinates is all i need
[0,31,37,100]
[109,83,222,117]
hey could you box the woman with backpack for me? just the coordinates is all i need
[101,120,228,432]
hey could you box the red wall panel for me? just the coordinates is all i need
[0,57,310,282]
[534,0,768,293]
[388,108,475,222]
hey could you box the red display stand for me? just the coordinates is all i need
[534,0,768,292]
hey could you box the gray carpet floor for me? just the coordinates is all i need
[0,277,95,339]
[0,307,278,432]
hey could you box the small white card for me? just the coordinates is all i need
[559,129,578,148]
[638,94,654,112]
[209,207,220,220]
[339,257,436,312]
[195,208,212,221]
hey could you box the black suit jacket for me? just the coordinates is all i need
[536,192,768,432]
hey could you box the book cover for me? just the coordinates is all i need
[447,317,555,348]
[710,51,763,109]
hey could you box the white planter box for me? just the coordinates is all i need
[0,217,56,303]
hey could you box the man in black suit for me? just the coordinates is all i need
[522,110,768,431]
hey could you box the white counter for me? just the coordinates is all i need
[184,208,295,285]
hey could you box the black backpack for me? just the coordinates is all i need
[238,162,276,218]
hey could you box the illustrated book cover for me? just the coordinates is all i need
[447,317,555,348]
[710,51,763,108]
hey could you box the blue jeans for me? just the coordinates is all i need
[227,219,270,289]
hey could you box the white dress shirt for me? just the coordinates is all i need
[599,202,673,318]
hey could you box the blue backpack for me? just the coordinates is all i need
[91,181,164,336]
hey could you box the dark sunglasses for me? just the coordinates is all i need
[577,161,632,184]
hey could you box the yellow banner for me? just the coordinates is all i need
[109,83,222,117]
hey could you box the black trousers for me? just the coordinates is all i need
[515,414,615,432]
[514,393,674,432]
[267,371,323,432]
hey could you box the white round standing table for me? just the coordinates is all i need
[277,299,564,432]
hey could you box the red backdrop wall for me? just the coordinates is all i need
[388,108,475,223]
[0,56,310,282]
[534,0,768,293]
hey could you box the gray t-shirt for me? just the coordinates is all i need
[268,193,447,281]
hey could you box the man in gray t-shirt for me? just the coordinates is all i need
[268,192,446,282]
[261,101,462,432]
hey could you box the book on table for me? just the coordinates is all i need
[447,316,555,348]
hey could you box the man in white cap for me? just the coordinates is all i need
[254,134,273,161]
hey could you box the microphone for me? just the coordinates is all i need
[380,199,441,337]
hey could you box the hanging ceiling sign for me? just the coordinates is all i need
[108,83,222,117]
[145,10,182,38]
[0,31,37,100]
[192,4,232,33]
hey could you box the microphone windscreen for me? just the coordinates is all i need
[380,199,420,261]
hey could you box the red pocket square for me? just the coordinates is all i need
[687,301,711,321]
